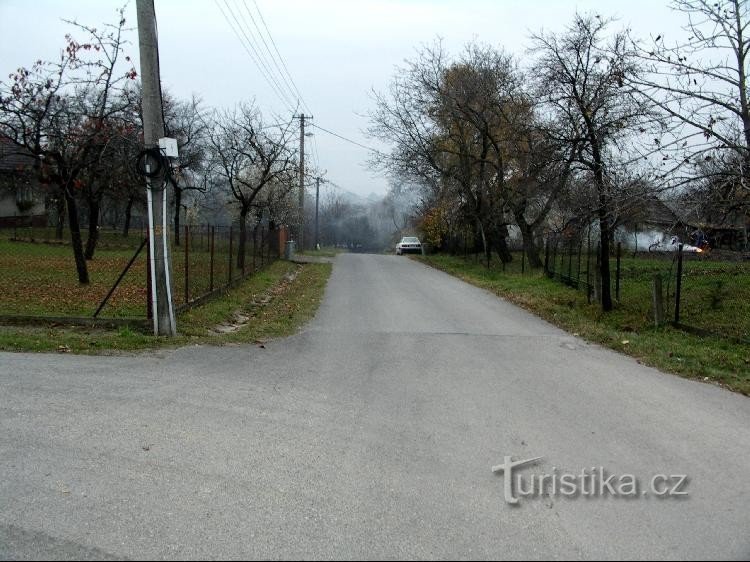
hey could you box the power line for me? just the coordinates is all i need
[240,0,300,109]
[310,129,321,172]
[311,123,386,155]
[261,120,295,130]
[251,0,311,115]
[222,0,296,109]
[320,178,366,201]
[233,0,296,108]
[214,0,296,112]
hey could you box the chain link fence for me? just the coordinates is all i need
[0,221,285,322]
[543,232,750,342]
[675,248,750,342]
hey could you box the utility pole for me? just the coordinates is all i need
[297,113,305,251]
[315,176,320,250]
[136,0,176,336]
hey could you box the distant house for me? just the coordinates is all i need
[614,194,748,251]
[0,136,47,227]
[673,197,749,251]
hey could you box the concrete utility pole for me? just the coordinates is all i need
[315,176,320,250]
[297,113,305,251]
[136,0,176,336]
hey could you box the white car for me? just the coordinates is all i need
[396,236,422,255]
[649,236,704,253]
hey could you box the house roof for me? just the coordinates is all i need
[619,195,681,227]
[0,136,37,172]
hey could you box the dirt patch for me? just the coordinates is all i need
[209,266,302,335]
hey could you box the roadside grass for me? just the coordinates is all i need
[0,237,272,318]
[0,238,146,317]
[296,246,347,258]
[417,254,750,395]
[0,260,331,354]
[618,253,750,342]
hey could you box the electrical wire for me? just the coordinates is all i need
[310,129,321,172]
[311,123,386,155]
[222,0,295,109]
[251,0,311,114]
[320,177,365,201]
[240,0,300,108]
[213,0,296,112]
[231,0,295,108]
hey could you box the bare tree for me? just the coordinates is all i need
[164,94,210,245]
[208,103,295,270]
[531,14,648,311]
[0,8,137,283]
[630,1,750,188]
[370,42,538,266]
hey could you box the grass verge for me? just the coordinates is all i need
[0,261,331,354]
[296,246,346,258]
[417,254,750,396]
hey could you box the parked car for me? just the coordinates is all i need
[396,236,422,255]
[648,235,706,253]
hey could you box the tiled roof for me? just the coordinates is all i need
[0,136,36,172]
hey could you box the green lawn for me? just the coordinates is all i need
[0,260,332,354]
[0,235,274,318]
[0,239,147,317]
[418,254,750,395]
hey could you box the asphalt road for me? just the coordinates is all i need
[1,254,749,560]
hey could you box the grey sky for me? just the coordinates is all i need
[1,0,680,198]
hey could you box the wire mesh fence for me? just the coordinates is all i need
[544,233,601,301]
[675,248,750,342]
[0,222,285,321]
[170,224,278,310]
[543,232,750,342]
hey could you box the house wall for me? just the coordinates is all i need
[0,191,46,227]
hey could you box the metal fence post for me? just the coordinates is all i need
[577,236,584,287]
[567,238,574,281]
[184,224,190,304]
[594,242,602,303]
[253,227,258,272]
[616,242,622,301]
[551,240,558,278]
[209,226,215,292]
[241,227,246,278]
[146,234,153,320]
[586,232,592,303]
[675,243,684,324]
[228,226,233,286]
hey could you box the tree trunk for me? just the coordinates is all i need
[173,187,182,246]
[237,207,248,270]
[586,116,613,312]
[515,216,543,268]
[123,196,134,238]
[55,193,66,240]
[492,224,513,264]
[598,199,613,312]
[85,197,101,260]
[478,219,491,268]
[63,186,89,284]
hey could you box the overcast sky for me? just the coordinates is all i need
[1,0,681,198]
